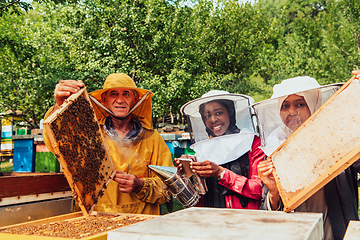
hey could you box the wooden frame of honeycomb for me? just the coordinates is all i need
[0,211,155,239]
[43,88,116,215]
[270,76,360,212]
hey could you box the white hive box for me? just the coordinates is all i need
[343,221,360,240]
[269,77,360,212]
[108,207,323,240]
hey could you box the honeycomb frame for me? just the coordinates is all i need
[270,76,360,212]
[43,88,116,215]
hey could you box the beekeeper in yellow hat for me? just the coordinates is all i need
[44,73,173,215]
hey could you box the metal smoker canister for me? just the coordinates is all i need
[148,165,199,208]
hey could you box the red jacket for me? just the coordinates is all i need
[196,136,265,209]
[218,136,265,209]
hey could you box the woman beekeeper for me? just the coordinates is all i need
[176,90,265,209]
[254,76,359,240]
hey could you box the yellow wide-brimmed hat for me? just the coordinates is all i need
[90,73,152,102]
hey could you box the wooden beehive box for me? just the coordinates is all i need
[0,211,155,240]
[270,76,360,212]
[43,87,116,215]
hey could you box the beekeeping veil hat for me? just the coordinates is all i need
[181,90,257,165]
[252,76,343,156]
[89,73,154,130]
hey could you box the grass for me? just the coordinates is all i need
[160,196,184,215]
[0,160,13,172]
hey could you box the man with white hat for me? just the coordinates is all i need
[43,73,173,215]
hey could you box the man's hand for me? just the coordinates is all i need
[54,80,84,109]
[113,170,144,193]
[190,160,224,178]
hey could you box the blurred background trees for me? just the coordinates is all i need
[0,0,359,127]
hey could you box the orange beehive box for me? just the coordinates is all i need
[43,87,116,215]
[270,76,360,212]
[0,211,155,240]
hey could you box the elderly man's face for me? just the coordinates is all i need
[103,88,136,118]
[280,94,311,132]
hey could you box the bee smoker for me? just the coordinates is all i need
[148,165,200,208]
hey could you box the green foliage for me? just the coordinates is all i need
[0,160,13,173]
[1,0,360,127]
[0,0,32,17]
[257,0,359,86]
[0,0,275,125]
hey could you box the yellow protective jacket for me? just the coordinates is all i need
[43,106,173,215]
[94,115,173,214]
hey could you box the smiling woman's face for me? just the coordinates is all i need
[202,101,230,136]
[280,94,311,132]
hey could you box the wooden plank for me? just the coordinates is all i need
[0,212,84,230]
[0,211,155,240]
[0,173,70,198]
[0,191,72,206]
[269,76,360,212]
[43,88,116,216]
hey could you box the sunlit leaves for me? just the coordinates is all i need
[3,0,358,127]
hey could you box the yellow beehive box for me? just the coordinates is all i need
[270,76,360,212]
[43,87,116,215]
[0,211,155,240]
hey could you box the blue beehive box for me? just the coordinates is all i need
[165,142,184,160]
[13,138,35,172]
[165,142,175,160]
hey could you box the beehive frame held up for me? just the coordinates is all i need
[269,76,360,212]
[43,88,116,215]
